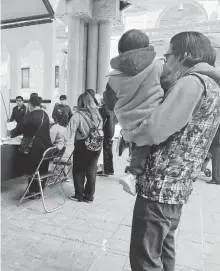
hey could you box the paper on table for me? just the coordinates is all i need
[6,121,17,131]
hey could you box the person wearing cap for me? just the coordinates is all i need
[52,95,73,127]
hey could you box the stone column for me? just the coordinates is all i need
[67,16,80,107]
[82,23,88,92]
[9,47,21,98]
[59,53,66,96]
[86,22,99,91]
[43,25,55,101]
[97,20,112,94]
[78,19,85,96]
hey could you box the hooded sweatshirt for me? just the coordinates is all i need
[105,47,164,140]
[122,63,220,147]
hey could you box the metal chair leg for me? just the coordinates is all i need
[38,172,66,213]
[20,173,39,203]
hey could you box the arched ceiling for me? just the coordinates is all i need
[157,2,207,28]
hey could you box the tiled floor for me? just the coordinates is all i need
[1,147,220,271]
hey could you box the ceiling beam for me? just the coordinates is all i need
[42,0,55,18]
[1,14,51,25]
[1,18,53,30]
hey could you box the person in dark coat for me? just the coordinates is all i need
[10,96,26,123]
[11,96,52,199]
[52,95,73,127]
[99,102,116,175]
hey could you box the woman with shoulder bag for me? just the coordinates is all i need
[11,96,52,199]
[68,92,103,203]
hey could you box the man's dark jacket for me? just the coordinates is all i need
[99,104,117,139]
[52,103,73,127]
[10,104,26,123]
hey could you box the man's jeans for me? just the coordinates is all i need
[130,196,182,271]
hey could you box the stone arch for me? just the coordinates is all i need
[20,41,44,98]
[155,1,208,28]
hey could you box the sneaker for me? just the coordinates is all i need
[119,173,137,196]
[69,195,83,202]
[83,197,93,203]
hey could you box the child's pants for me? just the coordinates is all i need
[128,144,151,175]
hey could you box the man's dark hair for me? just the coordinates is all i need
[30,93,38,97]
[60,95,67,101]
[16,96,23,101]
[118,29,150,54]
[29,96,40,107]
[170,31,216,67]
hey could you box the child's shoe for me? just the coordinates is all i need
[119,173,137,196]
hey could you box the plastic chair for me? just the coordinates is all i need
[20,146,66,213]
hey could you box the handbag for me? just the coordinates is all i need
[19,112,44,155]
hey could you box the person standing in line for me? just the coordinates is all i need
[52,95,73,127]
[207,125,220,185]
[99,100,116,176]
[125,32,219,271]
[68,92,103,203]
[10,96,26,123]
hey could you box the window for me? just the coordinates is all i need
[21,68,30,88]
[55,66,59,88]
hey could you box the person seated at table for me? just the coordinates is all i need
[10,95,52,199]
[9,96,26,123]
[50,121,72,181]
[50,120,68,150]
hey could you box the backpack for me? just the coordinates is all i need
[78,111,104,152]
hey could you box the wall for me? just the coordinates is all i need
[1,23,66,136]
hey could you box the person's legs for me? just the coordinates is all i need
[72,171,86,200]
[107,139,114,174]
[84,150,100,201]
[161,207,182,271]
[103,137,114,174]
[72,141,87,200]
[130,196,182,271]
[103,138,109,174]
